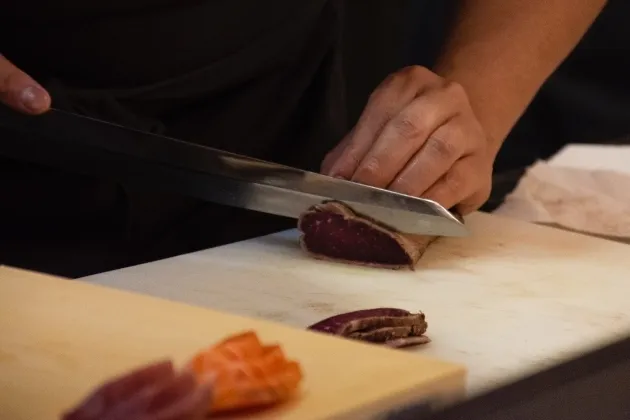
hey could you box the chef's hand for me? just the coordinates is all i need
[0,54,51,114]
[322,66,496,215]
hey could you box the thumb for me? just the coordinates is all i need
[0,54,51,114]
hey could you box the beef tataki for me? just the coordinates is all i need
[298,201,437,269]
[308,308,430,349]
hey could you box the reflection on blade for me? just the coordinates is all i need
[179,149,467,236]
[190,173,467,236]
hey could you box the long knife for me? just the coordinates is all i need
[0,106,467,237]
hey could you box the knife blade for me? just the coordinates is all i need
[0,106,468,237]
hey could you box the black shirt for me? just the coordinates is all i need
[0,0,347,277]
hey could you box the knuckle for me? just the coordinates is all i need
[360,155,383,175]
[405,65,433,80]
[366,87,385,106]
[373,71,404,97]
[427,135,458,160]
[378,108,398,127]
[345,152,363,172]
[383,71,404,86]
[443,166,465,193]
[444,80,469,104]
[392,115,425,141]
[365,92,396,122]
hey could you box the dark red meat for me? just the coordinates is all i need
[62,360,212,420]
[308,308,430,349]
[298,201,437,269]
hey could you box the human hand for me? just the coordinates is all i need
[0,54,51,114]
[322,66,497,215]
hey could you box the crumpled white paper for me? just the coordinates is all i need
[493,160,630,241]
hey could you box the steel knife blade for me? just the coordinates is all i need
[0,106,468,237]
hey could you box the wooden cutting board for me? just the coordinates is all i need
[0,267,465,420]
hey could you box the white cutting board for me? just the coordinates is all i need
[84,212,630,395]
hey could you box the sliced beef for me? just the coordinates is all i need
[298,200,437,269]
[308,308,430,349]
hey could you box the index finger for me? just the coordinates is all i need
[0,54,51,114]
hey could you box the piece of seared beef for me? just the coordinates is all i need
[308,308,430,349]
[298,201,437,270]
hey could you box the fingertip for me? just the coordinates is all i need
[321,155,345,178]
[320,153,336,175]
[0,55,51,115]
[323,166,343,179]
[327,160,355,180]
[455,199,481,216]
[19,85,51,114]
[327,171,347,180]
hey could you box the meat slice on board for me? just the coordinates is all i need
[298,201,438,270]
[308,308,431,349]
